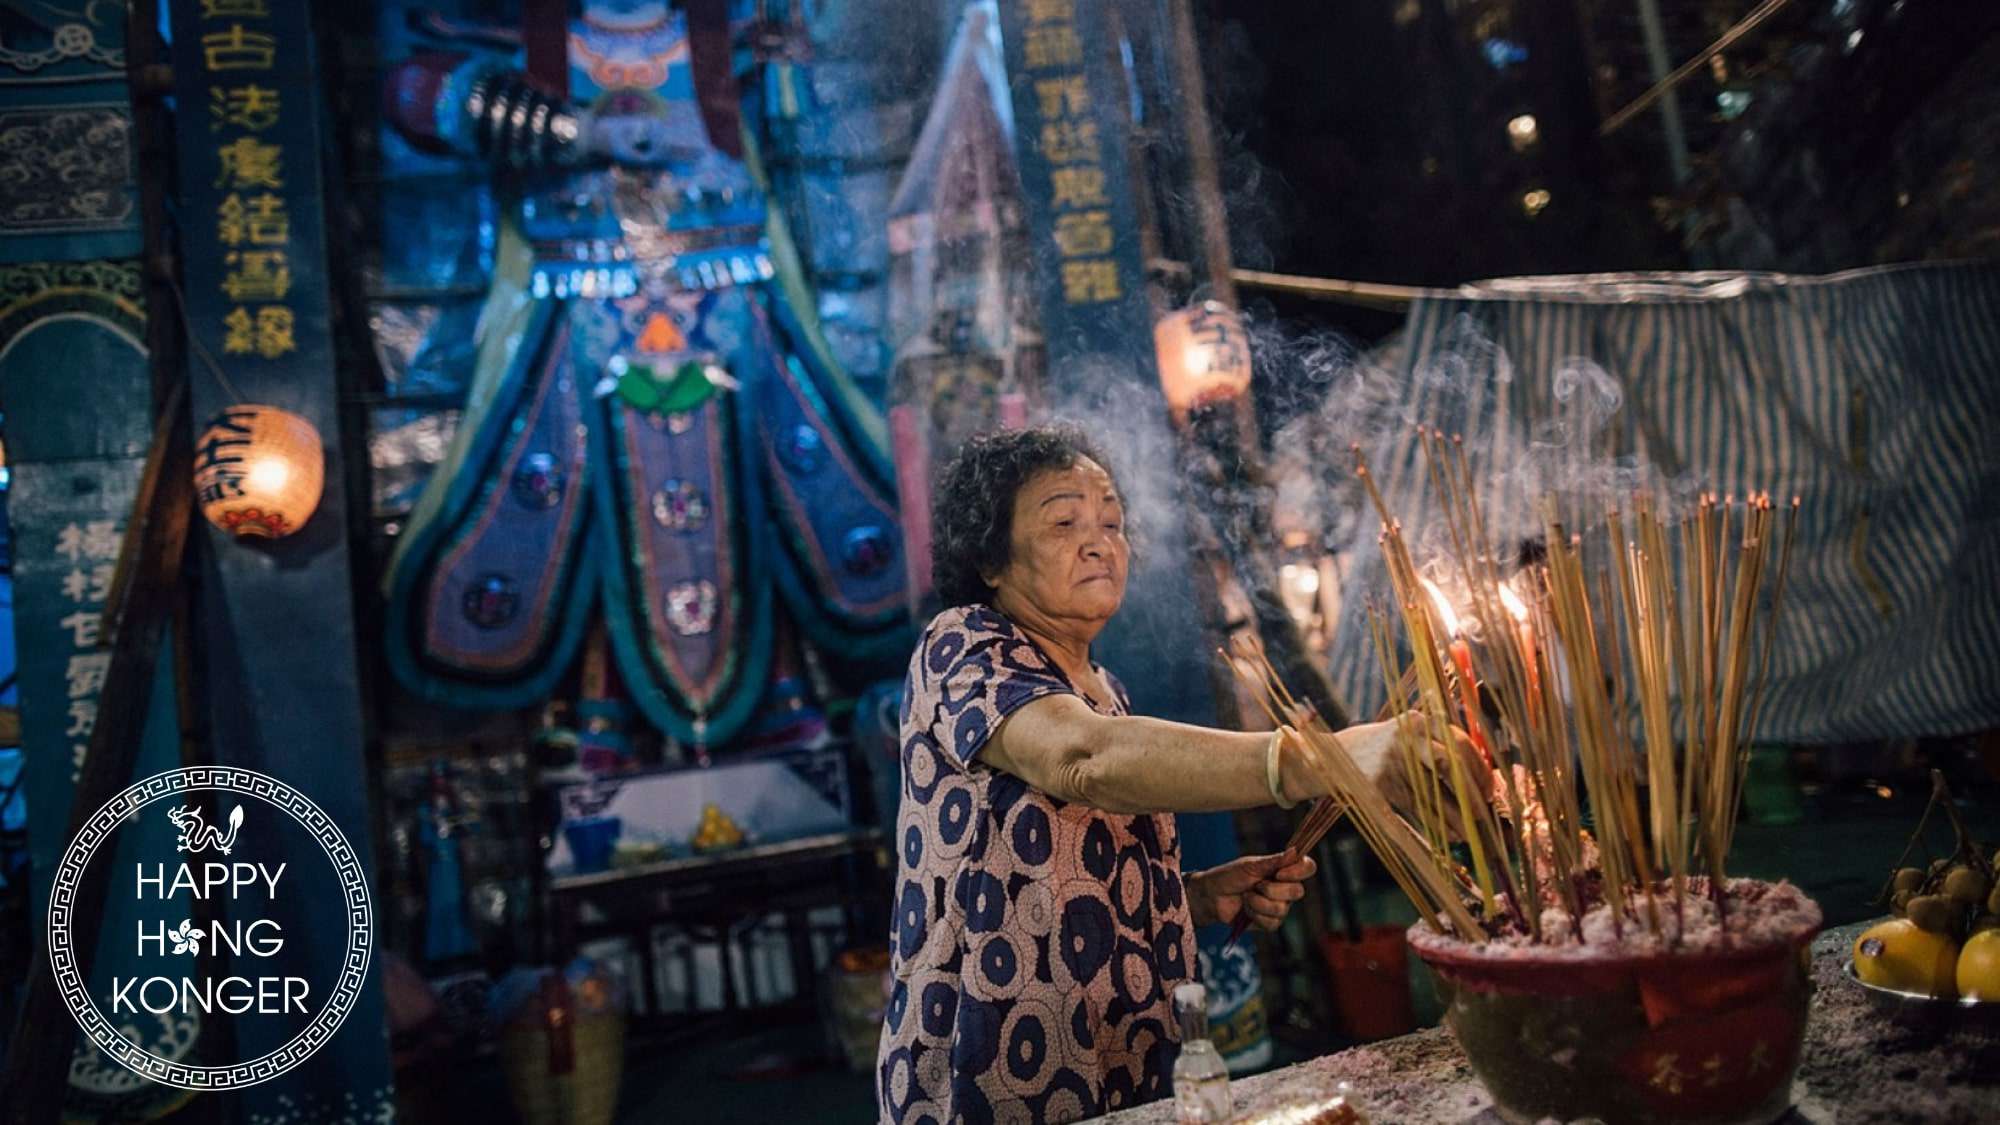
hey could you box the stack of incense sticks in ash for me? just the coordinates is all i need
[1233,429,1797,944]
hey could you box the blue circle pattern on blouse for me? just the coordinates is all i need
[1012,804,1052,865]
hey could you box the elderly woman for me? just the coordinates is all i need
[875,426,1434,1124]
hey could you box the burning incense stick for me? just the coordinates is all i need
[1293,442,1801,946]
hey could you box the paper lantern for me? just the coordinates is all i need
[1154,301,1252,420]
[193,405,324,538]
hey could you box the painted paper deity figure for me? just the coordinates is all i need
[379,0,907,752]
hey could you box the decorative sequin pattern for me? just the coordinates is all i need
[875,606,1192,1123]
[461,573,520,629]
[664,579,718,636]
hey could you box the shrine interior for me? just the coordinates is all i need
[0,1,1997,1123]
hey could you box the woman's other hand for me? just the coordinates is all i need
[1188,850,1318,931]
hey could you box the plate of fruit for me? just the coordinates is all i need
[1847,771,2000,1026]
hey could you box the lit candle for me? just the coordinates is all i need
[1498,581,1540,720]
[1449,639,1494,764]
[1421,578,1493,764]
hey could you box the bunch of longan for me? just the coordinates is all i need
[692,802,746,853]
[1887,852,2000,939]
[1858,785,2000,1002]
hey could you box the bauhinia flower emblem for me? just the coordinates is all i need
[168,919,202,956]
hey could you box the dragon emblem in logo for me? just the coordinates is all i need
[167,804,245,856]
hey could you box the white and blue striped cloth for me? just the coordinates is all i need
[1326,262,2000,743]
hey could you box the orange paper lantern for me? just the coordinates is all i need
[1154,300,1252,420]
[194,405,324,538]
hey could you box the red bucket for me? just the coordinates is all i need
[1317,924,1415,1041]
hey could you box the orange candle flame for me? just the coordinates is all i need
[1419,576,1461,636]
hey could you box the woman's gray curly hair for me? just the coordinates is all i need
[929,425,1124,608]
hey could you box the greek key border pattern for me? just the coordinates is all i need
[47,767,372,1091]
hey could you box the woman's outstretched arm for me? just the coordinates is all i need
[979,694,1419,815]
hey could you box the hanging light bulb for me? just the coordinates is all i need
[194,404,324,538]
[1506,114,1539,152]
[1153,300,1252,422]
[1278,562,1320,630]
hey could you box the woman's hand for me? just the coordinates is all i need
[1279,713,1483,820]
[1373,714,1485,828]
[1187,850,1318,931]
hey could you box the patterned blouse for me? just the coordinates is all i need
[875,605,1194,1124]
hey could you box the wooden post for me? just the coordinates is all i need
[1165,0,1236,310]
[1161,0,1351,730]
[1149,0,1358,1034]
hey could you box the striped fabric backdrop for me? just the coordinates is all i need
[1325,261,2000,744]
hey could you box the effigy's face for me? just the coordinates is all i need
[570,1,708,170]
[589,89,706,168]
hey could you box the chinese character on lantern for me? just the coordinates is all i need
[193,405,324,538]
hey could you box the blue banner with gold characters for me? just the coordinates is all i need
[169,0,393,1119]
[170,0,322,379]
[0,262,197,1118]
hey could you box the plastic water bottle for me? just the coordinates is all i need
[1172,981,1232,1123]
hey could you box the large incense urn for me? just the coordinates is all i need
[1409,880,1822,1125]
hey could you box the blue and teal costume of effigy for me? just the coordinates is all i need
[380,3,907,748]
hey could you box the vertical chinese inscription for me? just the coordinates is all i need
[1019,0,1124,306]
[197,0,297,360]
[54,519,121,779]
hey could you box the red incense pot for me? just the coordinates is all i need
[1409,881,1822,1125]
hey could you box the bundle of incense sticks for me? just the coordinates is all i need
[1217,652,1424,948]
[1232,647,1417,834]
[1216,640,1488,944]
[1217,637,1350,949]
[1231,639,1485,939]
[1248,433,1796,943]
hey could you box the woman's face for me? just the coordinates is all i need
[988,458,1129,634]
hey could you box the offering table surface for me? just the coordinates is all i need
[1097,920,1999,1124]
